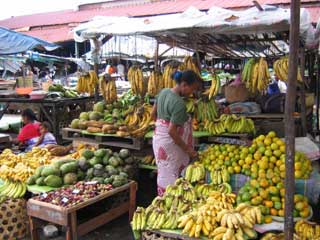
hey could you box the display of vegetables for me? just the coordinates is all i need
[32,181,113,208]
[27,148,135,189]
[48,84,79,98]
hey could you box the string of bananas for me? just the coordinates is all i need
[0,148,52,182]
[210,167,230,185]
[204,73,221,99]
[183,56,200,76]
[196,98,219,123]
[147,71,163,97]
[0,180,27,199]
[128,66,144,96]
[204,114,255,135]
[141,155,155,165]
[242,58,270,93]
[295,220,320,240]
[184,163,206,183]
[273,56,302,82]
[77,70,99,95]
[163,64,177,88]
[125,103,153,138]
[100,75,117,103]
[194,182,232,199]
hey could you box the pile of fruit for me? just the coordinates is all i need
[0,181,27,199]
[147,71,163,97]
[33,181,113,208]
[27,148,135,189]
[295,220,320,239]
[0,148,52,182]
[48,84,79,98]
[273,56,302,82]
[128,66,144,96]
[204,114,255,135]
[76,70,99,95]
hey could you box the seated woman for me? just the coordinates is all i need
[34,121,57,148]
[13,109,40,151]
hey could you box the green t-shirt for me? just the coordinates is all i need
[156,88,188,125]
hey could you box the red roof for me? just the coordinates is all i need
[24,26,74,43]
[0,0,318,42]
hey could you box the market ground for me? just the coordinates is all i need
[25,169,157,240]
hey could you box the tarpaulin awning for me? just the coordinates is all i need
[0,27,59,55]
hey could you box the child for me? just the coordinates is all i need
[35,122,57,147]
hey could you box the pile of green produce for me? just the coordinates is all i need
[27,148,136,189]
[48,84,79,98]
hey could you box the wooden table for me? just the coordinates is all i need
[27,181,137,240]
[0,96,95,143]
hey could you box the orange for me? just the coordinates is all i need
[253,152,262,161]
[269,186,279,196]
[270,208,278,216]
[295,202,305,211]
[267,131,277,138]
[271,143,279,150]
[234,166,241,173]
[279,164,286,172]
[238,159,245,166]
[273,150,282,157]
[280,145,286,153]
[299,208,310,218]
[258,146,266,154]
[270,156,277,163]
[280,172,286,179]
[227,166,234,174]
[276,160,282,167]
[272,176,281,184]
[258,135,266,141]
[264,200,273,208]
[250,179,259,188]
[295,170,303,179]
[260,189,269,200]
[295,162,302,170]
[264,137,272,146]
[280,188,285,197]
[268,162,275,169]
[264,149,273,157]
[258,171,267,179]
[264,215,273,224]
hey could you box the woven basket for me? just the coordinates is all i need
[0,198,28,240]
[224,83,249,103]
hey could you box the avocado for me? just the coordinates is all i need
[119,172,128,179]
[94,149,107,158]
[102,154,110,165]
[104,177,113,184]
[89,156,102,166]
[109,156,119,167]
[93,164,104,170]
[78,158,90,171]
[53,159,75,169]
[105,165,118,175]
[91,177,104,184]
[119,149,130,159]
[124,156,134,164]
[93,102,105,113]
[36,177,46,186]
[26,175,37,185]
[63,173,78,185]
[34,166,44,178]
[79,112,89,121]
[77,170,85,181]
[86,168,94,179]
[70,119,80,129]
[93,168,104,177]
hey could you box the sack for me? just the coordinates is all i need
[224,83,249,103]
[260,93,286,113]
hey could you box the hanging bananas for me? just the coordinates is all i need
[183,56,200,76]
[128,66,144,96]
[242,58,270,93]
[76,70,99,95]
[147,71,163,97]
[100,75,117,103]
[273,56,302,82]
[163,64,177,88]
[203,73,221,99]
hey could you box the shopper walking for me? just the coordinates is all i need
[152,70,199,196]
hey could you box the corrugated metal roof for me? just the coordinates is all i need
[0,0,318,30]
[22,26,74,43]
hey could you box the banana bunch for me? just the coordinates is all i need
[194,182,216,198]
[0,180,27,198]
[141,155,155,165]
[242,58,270,92]
[295,220,320,240]
[196,98,219,124]
[211,226,257,240]
[183,56,200,76]
[0,148,52,182]
[125,103,153,138]
[128,66,144,96]
[204,114,255,135]
[77,70,99,95]
[210,168,230,185]
[261,232,300,240]
[147,208,168,229]
[147,71,163,97]
[207,191,236,210]
[185,98,196,113]
[236,203,263,226]
[131,207,147,231]
[184,163,206,183]
[273,56,302,82]
[203,73,221,99]
[161,209,179,229]
[100,76,117,103]
[163,64,177,88]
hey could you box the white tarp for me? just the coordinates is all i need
[73,5,315,44]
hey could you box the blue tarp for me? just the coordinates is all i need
[0,27,59,55]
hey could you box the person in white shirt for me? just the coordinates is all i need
[117,63,125,80]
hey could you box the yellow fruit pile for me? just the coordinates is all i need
[76,70,99,95]
[128,66,144,96]
[100,76,117,103]
[295,220,320,239]
[0,148,52,182]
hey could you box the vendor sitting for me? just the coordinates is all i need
[13,109,40,150]
[34,121,57,148]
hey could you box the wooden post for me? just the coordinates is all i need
[75,42,79,58]
[300,48,307,136]
[154,41,159,72]
[284,1,300,239]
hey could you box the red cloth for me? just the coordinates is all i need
[17,122,40,142]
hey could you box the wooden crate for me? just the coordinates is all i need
[27,181,137,240]
[62,128,83,140]
[142,230,197,240]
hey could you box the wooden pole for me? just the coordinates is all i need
[300,48,307,137]
[284,1,300,239]
[94,63,99,102]
[154,41,159,72]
